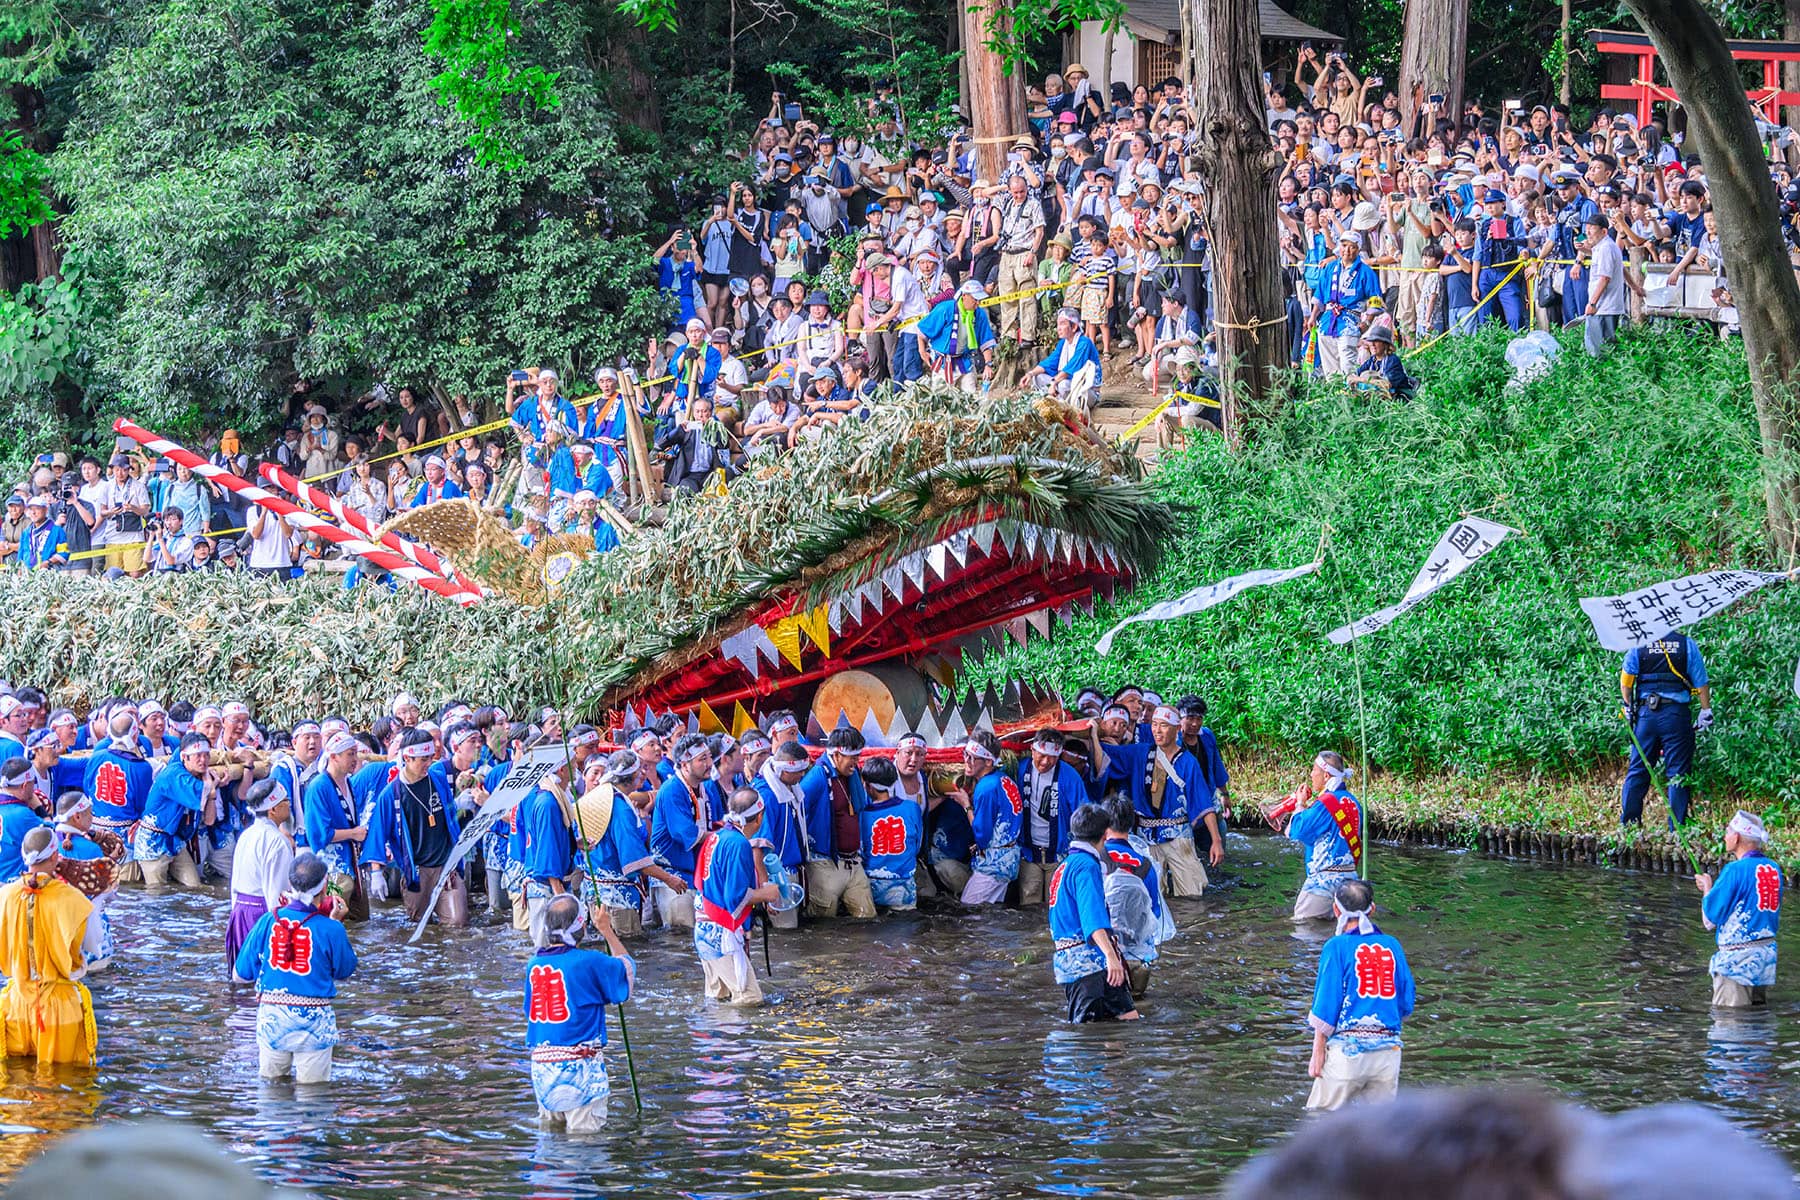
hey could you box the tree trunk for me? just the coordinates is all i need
[1398,0,1470,136]
[1626,0,1800,554]
[1560,0,1573,106]
[1785,0,1800,130]
[960,0,1025,181]
[601,23,664,134]
[1190,0,1289,442]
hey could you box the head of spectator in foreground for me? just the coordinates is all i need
[1222,1086,1797,1200]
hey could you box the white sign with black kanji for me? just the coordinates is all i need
[1579,569,1792,652]
[1328,517,1517,645]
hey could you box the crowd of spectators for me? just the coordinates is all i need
[8,45,1784,576]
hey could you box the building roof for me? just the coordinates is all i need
[1118,0,1343,45]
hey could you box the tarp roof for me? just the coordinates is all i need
[1119,0,1344,45]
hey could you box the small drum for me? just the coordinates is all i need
[56,828,124,897]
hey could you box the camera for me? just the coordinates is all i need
[147,514,163,535]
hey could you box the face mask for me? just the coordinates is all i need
[1051,145,1067,158]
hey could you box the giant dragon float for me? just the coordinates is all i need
[17,388,1174,741]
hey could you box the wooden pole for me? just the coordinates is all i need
[623,377,663,506]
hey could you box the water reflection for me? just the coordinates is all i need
[0,836,1791,1196]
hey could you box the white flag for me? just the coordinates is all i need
[1579,569,1791,652]
[1328,517,1516,645]
[1793,653,1800,700]
[1097,561,1321,656]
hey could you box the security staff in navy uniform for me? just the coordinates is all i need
[1547,169,1596,325]
[1473,188,1528,330]
[1619,632,1712,827]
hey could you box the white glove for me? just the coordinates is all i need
[1695,706,1714,731]
[364,864,390,903]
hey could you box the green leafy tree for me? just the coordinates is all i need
[422,0,562,169]
[52,0,666,437]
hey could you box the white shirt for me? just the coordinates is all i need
[248,510,295,569]
[886,265,930,321]
[1590,235,1628,316]
[230,817,295,910]
[1027,767,1054,851]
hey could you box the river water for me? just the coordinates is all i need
[0,833,1794,1197]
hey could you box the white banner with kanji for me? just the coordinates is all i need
[1096,561,1321,655]
[1579,569,1792,652]
[1327,517,1517,645]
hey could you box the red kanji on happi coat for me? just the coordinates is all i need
[270,918,315,974]
[528,965,571,1023]
[1000,778,1024,815]
[93,761,128,810]
[1353,943,1397,999]
[869,815,908,857]
[1046,862,1067,908]
[1755,863,1783,912]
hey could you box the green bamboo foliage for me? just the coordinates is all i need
[4,385,1173,724]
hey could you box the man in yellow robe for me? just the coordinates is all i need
[0,827,96,1066]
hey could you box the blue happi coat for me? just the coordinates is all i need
[694,826,759,962]
[1703,853,1785,988]
[517,787,573,885]
[1310,926,1415,1056]
[575,790,657,909]
[799,757,867,862]
[302,770,365,877]
[860,792,924,907]
[1015,759,1086,863]
[364,768,463,887]
[651,775,708,884]
[234,903,358,998]
[525,945,632,1049]
[1289,789,1360,897]
[85,745,155,826]
[753,772,810,871]
[968,769,1023,881]
[1105,742,1208,845]
[137,761,205,856]
[1047,842,1114,984]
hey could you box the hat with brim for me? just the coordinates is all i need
[1483,188,1508,204]
[959,279,987,300]
[805,289,830,308]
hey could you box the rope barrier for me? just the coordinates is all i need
[66,525,248,563]
[300,416,515,484]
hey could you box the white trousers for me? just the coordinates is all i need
[260,1046,334,1084]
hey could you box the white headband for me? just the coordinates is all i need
[1151,705,1180,725]
[22,840,58,869]
[1032,735,1063,751]
[897,734,926,749]
[138,701,165,719]
[1728,810,1768,843]
[450,727,482,749]
[1102,705,1131,722]
[401,741,437,759]
[678,742,711,765]
[1315,757,1354,786]
[223,702,250,718]
[723,797,766,828]
[630,731,661,750]
[324,732,360,757]
[292,721,321,737]
[553,903,587,948]
[193,706,222,724]
[287,876,329,905]
[253,780,290,813]
[769,715,799,733]
[962,740,997,762]
[57,796,92,820]
[1336,904,1375,936]
[569,730,600,748]
[392,692,419,715]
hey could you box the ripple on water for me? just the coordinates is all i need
[0,841,1792,1196]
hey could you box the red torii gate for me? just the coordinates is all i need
[1588,27,1800,126]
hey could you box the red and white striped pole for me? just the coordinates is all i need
[259,462,482,599]
[111,419,481,606]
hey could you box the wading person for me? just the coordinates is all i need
[518,747,578,945]
[524,894,634,1133]
[1619,632,1710,827]
[82,712,154,885]
[1304,878,1415,1111]
[949,731,1022,905]
[800,728,876,919]
[368,729,467,928]
[1695,810,1784,1008]
[1047,803,1136,1022]
[0,827,97,1065]
[233,852,358,1085]
[1104,796,1173,999]
[227,778,295,971]
[1016,729,1085,906]
[1096,706,1215,897]
[300,731,370,921]
[693,789,781,1006]
[857,756,923,912]
[136,734,216,889]
[0,761,46,884]
[50,791,123,972]
[752,741,812,928]
[574,751,688,938]
[1280,751,1363,921]
[650,734,715,931]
